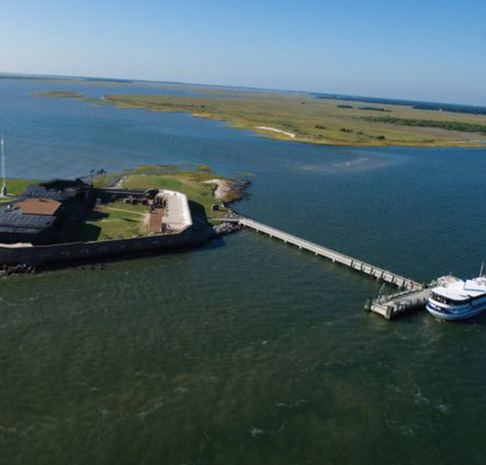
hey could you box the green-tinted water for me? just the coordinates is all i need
[1,79,486,464]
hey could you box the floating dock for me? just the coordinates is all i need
[214,215,427,320]
[363,288,431,320]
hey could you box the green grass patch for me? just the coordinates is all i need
[0,178,42,202]
[75,201,148,241]
[82,166,241,240]
[123,173,224,217]
[119,166,242,218]
[124,174,185,191]
[33,91,83,98]
[362,116,486,134]
[92,172,121,188]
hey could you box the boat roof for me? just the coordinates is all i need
[432,276,486,301]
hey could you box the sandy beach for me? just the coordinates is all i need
[255,126,296,138]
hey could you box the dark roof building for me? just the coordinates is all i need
[0,179,92,245]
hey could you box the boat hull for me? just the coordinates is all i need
[426,303,486,321]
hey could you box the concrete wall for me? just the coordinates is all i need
[0,227,193,268]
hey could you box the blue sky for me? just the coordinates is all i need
[2,0,486,104]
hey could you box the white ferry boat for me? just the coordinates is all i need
[426,275,486,321]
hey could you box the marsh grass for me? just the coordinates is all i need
[100,92,486,147]
[33,91,83,98]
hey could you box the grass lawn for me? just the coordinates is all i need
[124,173,234,219]
[77,165,239,241]
[75,202,148,241]
[94,165,239,219]
[0,178,42,202]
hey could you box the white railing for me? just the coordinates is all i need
[239,217,419,290]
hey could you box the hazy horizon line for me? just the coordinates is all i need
[1,70,484,109]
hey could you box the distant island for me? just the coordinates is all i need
[32,81,486,148]
[34,90,83,99]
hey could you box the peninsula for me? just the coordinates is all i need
[33,82,486,148]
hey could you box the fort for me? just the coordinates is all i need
[0,179,204,270]
[0,141,250,272]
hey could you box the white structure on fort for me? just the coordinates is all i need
[148,189,193,235]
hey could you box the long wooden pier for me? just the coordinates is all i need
[235,217,421,290]
[211,215,428,319]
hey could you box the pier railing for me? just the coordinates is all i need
[237,217,420,291]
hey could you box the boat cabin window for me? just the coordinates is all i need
[432,293,466,306]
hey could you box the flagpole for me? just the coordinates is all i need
[1,135,6,197]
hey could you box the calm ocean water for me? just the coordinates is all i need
[1,78,486,464]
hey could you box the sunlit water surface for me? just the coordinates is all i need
[1,79,486,464]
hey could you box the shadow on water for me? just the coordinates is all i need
[447,311,486,326]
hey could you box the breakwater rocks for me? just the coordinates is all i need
[213,222,242,236]
[0,264,36,277]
